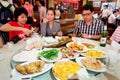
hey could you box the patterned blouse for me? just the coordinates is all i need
[110,26,120,43]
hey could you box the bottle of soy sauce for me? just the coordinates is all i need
[100,25,107,47]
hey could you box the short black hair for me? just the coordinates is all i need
[113,9,119,13]
[24,0,30,3]
[14,7,28,21]
[47,7,55,16]
[40,1,45,6]
[82,4,94,12]
[104,5,108,7]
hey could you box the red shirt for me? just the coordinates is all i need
[8,21,30,40]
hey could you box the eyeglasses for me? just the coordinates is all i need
[82,13,92,17]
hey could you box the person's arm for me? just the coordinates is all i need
[57,23,62,36]
[0,37,3,48]
[40,23,47,36]
[72,20,82,37]
[0,23,31,36]
[82,33,101,40]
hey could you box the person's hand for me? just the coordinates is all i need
[82,34,89,38]
[31,27,39,33]
[57,31,62,36]
[42,18,48,23]
[21,28,32,37]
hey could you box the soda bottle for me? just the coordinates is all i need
[100,25,107,47]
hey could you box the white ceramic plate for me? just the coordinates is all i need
[11,60,53,78]
[66,42,88,53]
[59,47,79,59]
[39,48,62,62]
[81,49,106,58]
[76,57,107,72]
[12,49,39,62]
[52,59,80,80]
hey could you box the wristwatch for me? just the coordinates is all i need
[88,35,91,39]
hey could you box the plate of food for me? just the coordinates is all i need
[11,60,53,78]
[38,48,62,62]
[12,50,39,62]
[25,40,47,50]
[52,59,82,80]
[59,47,79,59]
[81,49,105,58]
[66,42,88,53]
[57,36,73,43]
[76,57,107,72]
[81,42,95,49]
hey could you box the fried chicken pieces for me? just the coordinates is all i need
[81,57,102,70]
[15,60,45,75]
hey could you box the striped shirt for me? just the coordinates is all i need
[73,18,104,37]
[110,26,120,43]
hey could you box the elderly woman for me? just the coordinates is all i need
[40,7,62,36]
[0,7,31,43]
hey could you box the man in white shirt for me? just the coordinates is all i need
[108,9,119,31]
[99,5,110,25]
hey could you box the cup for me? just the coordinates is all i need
[52,32,57,38]
[7,42,13,51]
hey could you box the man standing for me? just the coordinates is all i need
[73,4,104,40]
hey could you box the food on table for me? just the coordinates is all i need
[15,60,45,75]
[68,42,84,51]
[26,42,46,50]
[84,50,105,58]
[38,49,59,60]
[45,37,72,48]
[81,57,102,70]
[52,61,82,80]
[15,64,27,75]
[58,37,72,43]
[60,47,74,58]
[82,42,95,48]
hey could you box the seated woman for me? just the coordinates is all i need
[0,7,31,43]
[40,7,62,36]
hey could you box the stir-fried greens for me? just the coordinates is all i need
[38,49,59,60]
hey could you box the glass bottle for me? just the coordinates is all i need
[100,25,107,47]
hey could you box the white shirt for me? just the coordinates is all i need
[108,14,116,24]
[38,6,46,18]
[102,9,109,18]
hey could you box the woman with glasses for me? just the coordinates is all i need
[73,4,104,40]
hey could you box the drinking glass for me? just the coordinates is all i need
[105,50,118,71]
[52,32,57,38]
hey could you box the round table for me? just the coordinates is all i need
[10,37,120,80]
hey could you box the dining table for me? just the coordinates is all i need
[0,36,120,80]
